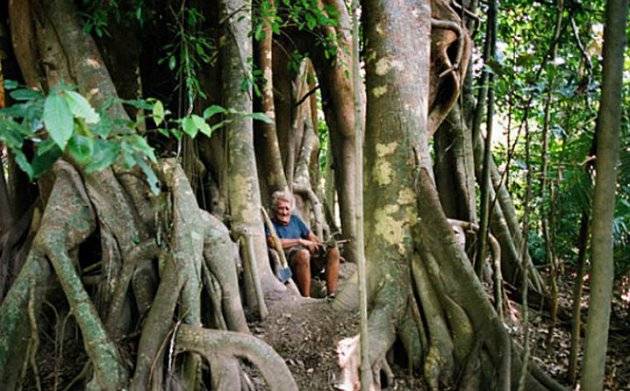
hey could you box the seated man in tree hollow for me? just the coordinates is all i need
[266,191,340,298]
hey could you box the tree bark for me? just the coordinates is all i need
[221,0,283,305]
[256,0,288,193]
[475,0,497,277]
[434,105,477,222]
[580,0,627,388]
[309,0,363,264]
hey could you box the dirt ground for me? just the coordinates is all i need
[510,271,630,391]
[252,261,425,390]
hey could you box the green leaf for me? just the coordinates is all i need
[136,156,160,195]
[191,114,211,136]
[85,139,120,173]
[120,142,137,169]
[92,114,114,138]
[64,91,100,124]
[153,100,165,126]
[12,148,34,180]
[305,13,316,30]
[169,128,183,140]
[168,56,177,71]
[250,112,273,124]
[123,99,154,110]
[4,79,18,90]
[202,105,225,119]
[127,134,157,162]
[181,116,198,138]
[10,88,43,101]
[32,139,62,177]
[254,24,264,41]
[44,93,74,150]
[0,120,28,147]
[0,104,29,118]
[67,134,95,166]
[209,119,230,132]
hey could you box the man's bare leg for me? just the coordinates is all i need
[293,249,312,297]
[325,247,340,296]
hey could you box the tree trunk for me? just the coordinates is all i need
[334,2,563,390]
[221,0,283,305]
[434,105,477,222]
[256,0,288,193]
[580,0,627,388]
[309,0,362,264]
[1,2,293,389]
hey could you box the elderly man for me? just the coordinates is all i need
[267,191,340,298]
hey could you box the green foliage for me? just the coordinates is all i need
[253,0,280,41]
[253,0,341,72]
[0,82,272,194]
[241,57,264,97]
[486,0,629,276]
[161,7,216,109]
[0,82,162,192]
[79,0,147,37]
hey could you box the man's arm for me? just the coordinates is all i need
[307,232,321,245]
[278,237,307,249]
[266,235,314,250]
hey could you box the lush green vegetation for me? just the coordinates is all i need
[487,0,629,274]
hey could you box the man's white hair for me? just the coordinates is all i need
[271,190,295,211]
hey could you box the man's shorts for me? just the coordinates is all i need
[286,245,327,276]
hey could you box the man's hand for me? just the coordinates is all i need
[300,239,320,253]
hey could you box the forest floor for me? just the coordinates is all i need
[255,263,630,390]
[26,265,630,390]
[509,270,630,391]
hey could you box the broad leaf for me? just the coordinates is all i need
[67,134,95,166]
[0,120,28,147]
[13,148,34,180]
[64,91,100,124]
[182,116,198,138]
[202,105,225,119]
[4,79,18,90]
[44,93,74,149]
[10,88,43,101]
[153,100,165,126]
[32,139,62,177]
[191,115,211,136]
[0,103,29,119]
[250,112,273,124]
[92,114,114,138]
[135,155,160,195]
[85,139,120,173]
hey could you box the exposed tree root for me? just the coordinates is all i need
[175,324,298,391]
[1,158,296,390]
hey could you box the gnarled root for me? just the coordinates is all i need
[175,324,298,391]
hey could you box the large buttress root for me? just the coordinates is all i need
[175,324,299,391]
[0,162,128,390]
[202,211,250,333]
[38,164,128,390]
